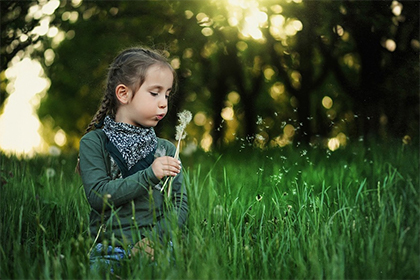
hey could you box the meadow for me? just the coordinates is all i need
[1,139,419,279]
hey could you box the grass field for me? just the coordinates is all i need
[1,139,419,279]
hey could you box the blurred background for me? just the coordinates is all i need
[1,0,418,157]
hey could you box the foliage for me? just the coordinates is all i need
[1,140,419,279]
[2,1,417,151]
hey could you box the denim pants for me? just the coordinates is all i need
[89,243,130,273]
[89,241,174,273]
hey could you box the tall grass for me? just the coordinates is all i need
[1,140,419,279]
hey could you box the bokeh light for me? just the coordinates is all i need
[0,58,49,156]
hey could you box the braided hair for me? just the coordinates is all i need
[76,47,177,173]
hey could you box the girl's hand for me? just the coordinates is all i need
[131,238,154,261]
[152,156,181,180]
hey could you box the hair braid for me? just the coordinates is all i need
[84,95,111,134]
[76,93,112,174]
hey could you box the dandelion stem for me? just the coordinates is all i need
[160,110,191,197]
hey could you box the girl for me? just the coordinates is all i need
[77,47,188,269]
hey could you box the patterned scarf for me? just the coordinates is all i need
[102,116,157,170]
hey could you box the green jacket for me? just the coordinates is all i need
[79,129,188,245]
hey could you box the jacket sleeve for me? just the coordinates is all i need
[79,131,160,212]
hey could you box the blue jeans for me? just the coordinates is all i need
[89,243,130,273]
[89,241,175,273]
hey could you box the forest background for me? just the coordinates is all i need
[1,0,419,154]
[1,1,419,279]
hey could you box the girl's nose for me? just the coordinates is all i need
[158,98,167,109]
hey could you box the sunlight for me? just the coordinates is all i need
[0,58,49,156]
[225,0,267,41]
[224,0,303,43]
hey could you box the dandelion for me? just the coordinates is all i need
[174,110,192,159]
[181,142,197,156]
[213,205,224,216]
[45,168,56,178]
[161,110,192,197]
[155,145,166,158]
[49,145,61,156]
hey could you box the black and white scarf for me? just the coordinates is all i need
[102,116,157,170]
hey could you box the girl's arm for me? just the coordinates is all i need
[79,132,160,212]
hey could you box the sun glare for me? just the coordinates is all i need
[225,0,302,42]
[226,0,267,41]
[0,58,49,157]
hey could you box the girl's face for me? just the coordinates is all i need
[116,64,173,127]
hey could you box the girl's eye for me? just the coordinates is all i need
[150,92,158,96]
[165,94,170,99]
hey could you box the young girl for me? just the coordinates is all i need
[77,47,188,269]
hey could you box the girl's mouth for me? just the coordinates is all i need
[156,114,165,120]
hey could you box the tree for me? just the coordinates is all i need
[323,0,419,140]
[3,0,416,151]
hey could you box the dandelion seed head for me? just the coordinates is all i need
[155,145,166,157]
[46,168,56,178]
[213,205,224,216]
[175,110,192,140]
[49,145,61,156]
[176,125,185,140]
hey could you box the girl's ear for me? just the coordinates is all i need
[115,84,131,104]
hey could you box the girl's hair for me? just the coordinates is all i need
[76,47,177,173]
[84,47,177,135]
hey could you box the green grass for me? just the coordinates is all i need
[1,140,419,279]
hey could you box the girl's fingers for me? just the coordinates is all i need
[152,156,181,179]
